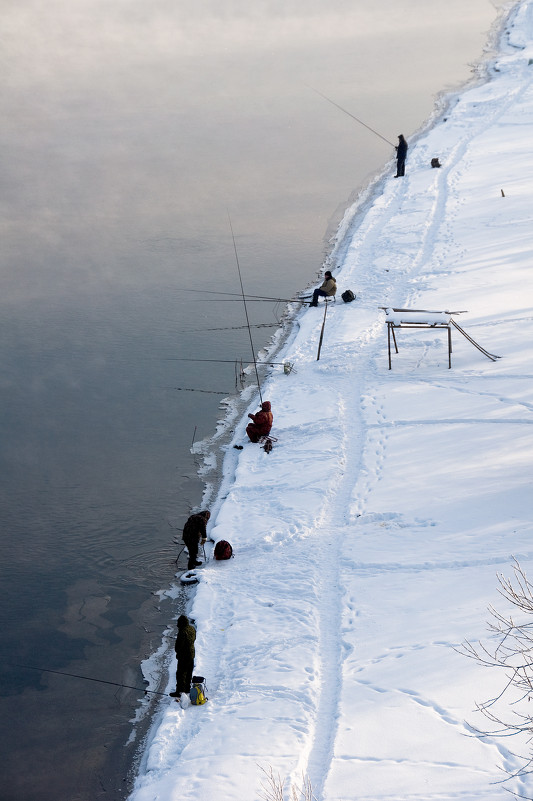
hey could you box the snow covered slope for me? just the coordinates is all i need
[129,2,533,799]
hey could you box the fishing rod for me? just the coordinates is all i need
[163,357,289,366]
[192,298,298,303]
[13,663,170,697]
[228,213,263,404]
[180,288,302,303]
[172,323,279,334]
[164,386,232,394]
[308,85,395,147]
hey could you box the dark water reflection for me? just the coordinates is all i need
[0,0,510,798]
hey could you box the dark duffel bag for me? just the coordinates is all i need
[342,290,356,303]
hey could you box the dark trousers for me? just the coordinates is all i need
[311,289,328,305]
[176,657,194,695]
[183,534,198,569]
[246,423,264,443]
[396,159,405,177]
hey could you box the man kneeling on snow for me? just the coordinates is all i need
[246,401,273,443]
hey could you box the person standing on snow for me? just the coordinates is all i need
[309,270,337,307]
[395,134,408,177]
[246,401,273,443]
[169,615,196,699]
[182,510,210,570]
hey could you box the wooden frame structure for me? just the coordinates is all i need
[382,307,500,370]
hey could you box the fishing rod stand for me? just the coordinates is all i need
[382,307,500,369]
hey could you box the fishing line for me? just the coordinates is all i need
[164,387,232,394]
[162,357,288,366]
[227,213,263,404]
[13,663,169,697]
[308,85,395,147]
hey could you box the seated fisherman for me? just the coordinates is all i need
[246,401,273,443]
[309,271,337,306]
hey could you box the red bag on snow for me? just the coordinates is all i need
[214,540,233,560]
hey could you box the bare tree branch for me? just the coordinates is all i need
[455,559,533,798]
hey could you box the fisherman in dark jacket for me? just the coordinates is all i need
[169,615,196,699]
[246,401,273,443]
[182,510,210,570]
[395,134,408,177]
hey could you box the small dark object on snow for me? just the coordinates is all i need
[214,540,233,560]
[431,158,441,168]
[233,444,243,449]
[259,434,278,453]
[342,290,356,303]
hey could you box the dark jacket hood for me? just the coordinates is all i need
[261,401,271,411]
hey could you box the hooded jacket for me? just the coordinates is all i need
[182,511,210,545]
[247,401,273,435]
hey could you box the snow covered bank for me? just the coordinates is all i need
[129,2,533,799]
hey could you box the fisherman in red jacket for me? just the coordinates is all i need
[246,401,273,443]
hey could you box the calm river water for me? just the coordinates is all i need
[0,1,512,798]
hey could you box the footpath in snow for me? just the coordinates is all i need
[129,2,533,799]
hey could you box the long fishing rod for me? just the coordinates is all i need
[172,323,278,335]
[308,85,395,147]
[197,299,300,303]
[13,663,170,697]
[164,387,231,394]
[180,288,302,303]
[228,213,263,404]
[163,357,288,365]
